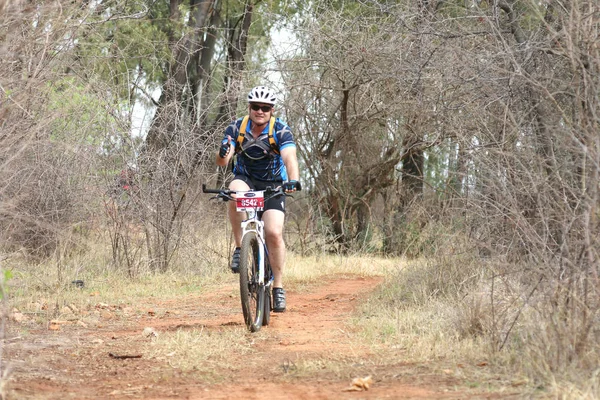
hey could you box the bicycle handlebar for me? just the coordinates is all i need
[201,185,233,195]
[202,184,298,202]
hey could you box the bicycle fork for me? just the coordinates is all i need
[241,216,267,285]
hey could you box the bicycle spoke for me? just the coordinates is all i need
[239,232,264,332]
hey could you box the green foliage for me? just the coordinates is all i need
[4,269,13,281]
[313,0,365,16]
[236,0,304,72]
[0,269,12,299]
[74,0,171,101]
[45,77,119,149]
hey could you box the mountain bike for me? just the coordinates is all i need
[202,184,289,332]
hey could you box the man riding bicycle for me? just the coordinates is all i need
[215,85,301,313]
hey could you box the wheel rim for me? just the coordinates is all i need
[246,259,260,321]
[239,233,264,331]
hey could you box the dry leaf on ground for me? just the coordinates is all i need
[142,327,158,338]
[48,320,68,331]
[342,375,373,392]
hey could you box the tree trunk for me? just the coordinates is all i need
[146,0,214,152]
[215,0,254,127]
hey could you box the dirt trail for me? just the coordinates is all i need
[5,275,475,399]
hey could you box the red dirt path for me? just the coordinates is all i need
[4,275,498,399]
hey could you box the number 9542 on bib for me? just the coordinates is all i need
[236,191,265,212]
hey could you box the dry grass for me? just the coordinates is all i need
[5,230,599,398]
[356,296,490,363]
[287,353,380,379]
[143,327,259,380]
[284,252,392,288]
[350,254,600,399]
[3,229,233,323]
[4,232,391,309]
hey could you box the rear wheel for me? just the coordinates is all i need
[239,232,264,332]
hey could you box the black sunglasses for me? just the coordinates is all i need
[250,104,272,112]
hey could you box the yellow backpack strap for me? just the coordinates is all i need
[267,117,279,154]
[238,116,279,155]
[236,115,250,152]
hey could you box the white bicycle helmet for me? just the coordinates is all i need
[247,86,277,105]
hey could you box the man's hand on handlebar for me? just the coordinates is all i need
[283,180,301,193]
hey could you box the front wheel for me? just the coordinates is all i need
[263,286,271,326]
[239,232,265,332]
[263,260,273,326]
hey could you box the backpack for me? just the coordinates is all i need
[236,115,279,155]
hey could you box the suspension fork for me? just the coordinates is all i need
[241,218,266,285]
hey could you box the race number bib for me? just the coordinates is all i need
[236,191,265,212]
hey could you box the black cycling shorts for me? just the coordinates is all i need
[233,175,286,213]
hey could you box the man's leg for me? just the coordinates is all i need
[228,179,251,246]
[228,179,251,272]
[262,209,286,311]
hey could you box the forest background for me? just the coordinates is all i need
[0,0,599,396]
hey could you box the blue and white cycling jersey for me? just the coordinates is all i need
[223,117,296,182]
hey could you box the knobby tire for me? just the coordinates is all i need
[239,232,265,332]
[263,286,271,326]
[263,260,272,326]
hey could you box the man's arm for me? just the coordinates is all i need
[280,146,299,181]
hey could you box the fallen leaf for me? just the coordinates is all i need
[48,321,62,331]
[142,327,158,338]
[343,376,373,392]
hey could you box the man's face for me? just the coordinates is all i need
[249,103,273,125]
